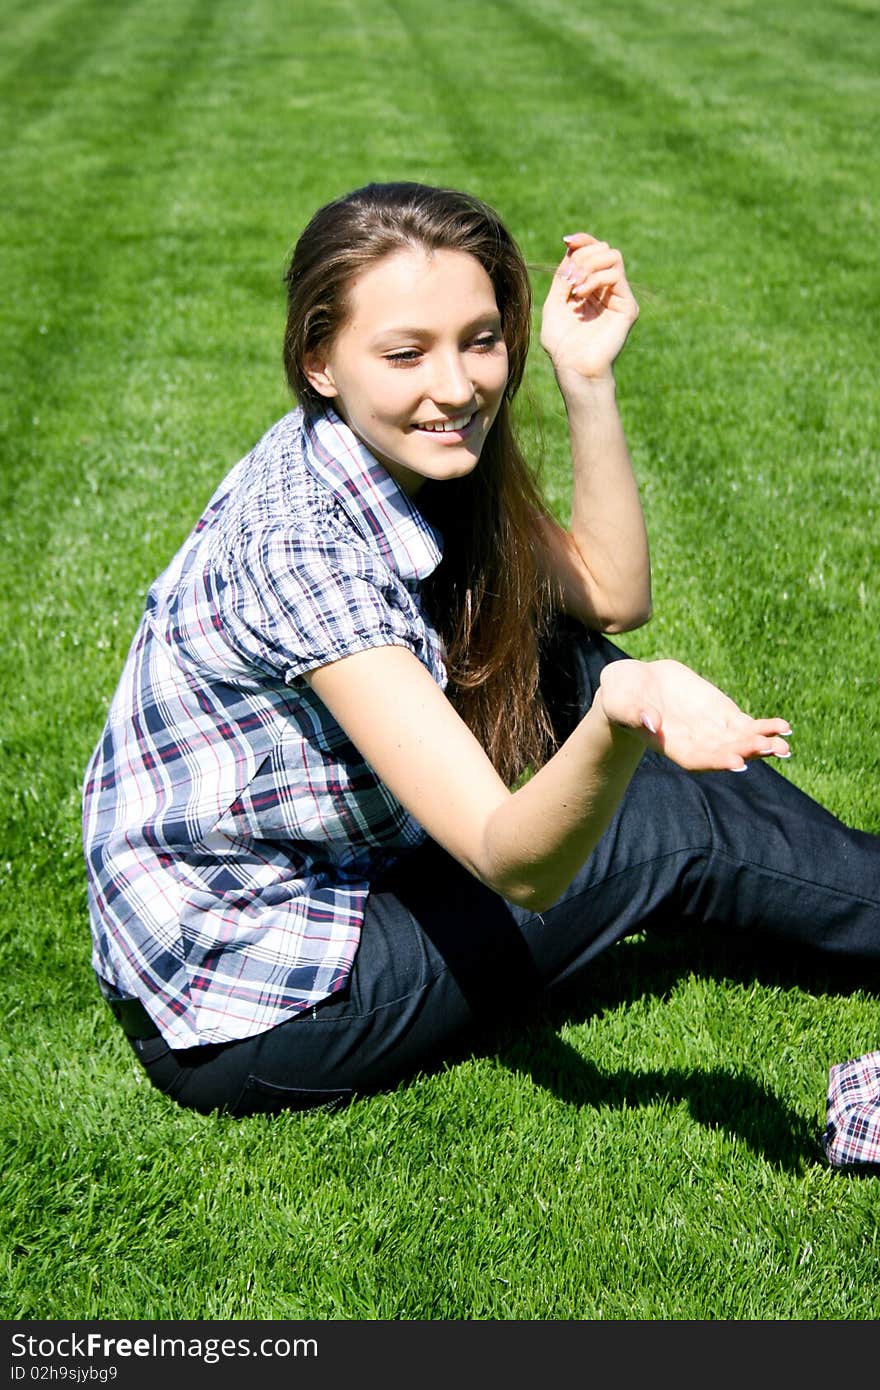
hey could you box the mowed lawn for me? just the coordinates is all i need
[2,0,879,1320]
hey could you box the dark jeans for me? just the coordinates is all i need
[127,622,880,1116]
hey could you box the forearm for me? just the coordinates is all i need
[309,646,790,919]
[556,369,651,632]
[480,678,644,912]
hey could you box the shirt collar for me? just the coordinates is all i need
[302,408,443,582]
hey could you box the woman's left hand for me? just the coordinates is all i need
[540,233,639,381]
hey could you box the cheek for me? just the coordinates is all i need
[487,346,510,394]
[361,376,417,426]
[484,356,510,403]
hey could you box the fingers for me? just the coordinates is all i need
[750,717,793,737]
[750,734,792,760]
[566,266,619,304]
[684,735,791,775]
[560,238,622,289]
[725,730,792,772]
[639,707,662,737]
[554,235,612,287]
[562,232,598,251]
[643,723,793,774]
[556,236,638,321]
[636,726,791,771]
[738,716,793,762]
[562,239,618,275]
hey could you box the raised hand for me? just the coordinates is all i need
[596,657,792,773]
[540,232,639,382]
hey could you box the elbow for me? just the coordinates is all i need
[487,871,560,915]
[580,571,653,635]
[600,576,653,633]
[602,597,653,635]
[509,885,557,914]
[477,819,573,915]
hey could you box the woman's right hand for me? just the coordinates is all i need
[596,657,792,773]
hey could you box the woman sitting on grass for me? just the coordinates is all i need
[82,181,880,1144]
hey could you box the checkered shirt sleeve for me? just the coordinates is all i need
[217,521,435,684]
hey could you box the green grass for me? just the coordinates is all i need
[2,0,879,1321]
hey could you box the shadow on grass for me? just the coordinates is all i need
[438,926,880,1175]
[506,1042,814,1174]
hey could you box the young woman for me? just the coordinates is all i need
[82,181,880,1125]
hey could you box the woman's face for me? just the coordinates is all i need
[306,247,510,496]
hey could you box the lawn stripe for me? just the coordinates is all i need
[2,0,250,489]
[0,0,142,123]
[1,0,269,792]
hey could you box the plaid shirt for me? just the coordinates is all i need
[822,1050,880,1169]
[83,408,446,1048]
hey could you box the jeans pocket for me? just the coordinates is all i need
[233,1073,354,1117]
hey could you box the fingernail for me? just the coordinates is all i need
[562,234,579,243]
[731,765,749,773]
[640,713,657,734]
[777,751,792,759]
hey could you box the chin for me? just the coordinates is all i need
[426,455,481,485]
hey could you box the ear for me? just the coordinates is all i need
[303,354,338,399]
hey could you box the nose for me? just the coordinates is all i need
[426,350,475,409]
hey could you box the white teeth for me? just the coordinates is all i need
[418,413,472,433]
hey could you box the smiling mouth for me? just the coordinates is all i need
[413,411,476,434]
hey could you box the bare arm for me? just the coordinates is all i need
[538,234,651,633]
[307,645,791,914]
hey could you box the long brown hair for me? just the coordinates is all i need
[283,182,558,785]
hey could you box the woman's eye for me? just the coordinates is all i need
[471,333,499,351]
[385,349,422,366]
